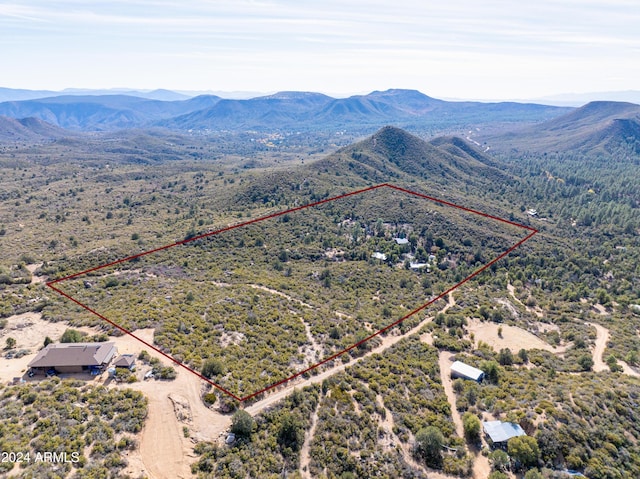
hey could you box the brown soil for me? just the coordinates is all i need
[467,318,567,354]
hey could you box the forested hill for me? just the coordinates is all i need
[310,126,510,186]
[482,100,640,155]
[0,116,75,142]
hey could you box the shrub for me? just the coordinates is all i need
[462,412,481,443]
[5,337,16,349]
[507,436,540,469]
[201,359,225,378]
[231,410,255,438]
[60,328,86,343]
[152,365,177,380]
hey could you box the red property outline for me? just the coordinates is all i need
[47,183,537,402]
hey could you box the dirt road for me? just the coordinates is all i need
[299,401,320,479]
[246,293,455,416]
[589,322,610,372]
[1,291,458,478]
[438,351,464,438]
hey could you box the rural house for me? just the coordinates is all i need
[28,342,117,375]
[483,421,526,448]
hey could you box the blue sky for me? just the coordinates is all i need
[1,0,638,99]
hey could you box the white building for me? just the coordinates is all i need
[450,361,485,382]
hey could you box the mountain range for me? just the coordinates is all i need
[0,89,567,133]
[0,87,191,103]
[0,88,638,158]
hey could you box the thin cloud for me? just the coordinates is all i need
[1,0,638,98]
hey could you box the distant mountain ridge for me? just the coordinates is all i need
[0,116,75,142]
[0,89,568,133]
[483,100,640,154]
[0,94,221,131]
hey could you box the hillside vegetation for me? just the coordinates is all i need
[0,378,147,478]
[1,118,639,478]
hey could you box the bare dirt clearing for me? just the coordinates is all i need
[467,318,567,354]
[587,322,640,377]
[0,312,97,382]
[26,262,45,284]
[507,282,543,318]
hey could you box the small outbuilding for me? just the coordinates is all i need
[394,237,410,245]
[483,421,526,448]
[450,361,485,382]
[113,354,136,371]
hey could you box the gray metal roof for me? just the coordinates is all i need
[450,361,484,381]
[28,342,116,368]
[483,421,526,443]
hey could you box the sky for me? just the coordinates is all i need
[1,0,639,100]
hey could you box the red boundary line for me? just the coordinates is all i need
[47,183,537,402]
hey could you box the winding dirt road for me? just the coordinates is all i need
[588,322,640,377]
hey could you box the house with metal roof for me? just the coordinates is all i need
[483,421,526,447]
[28,342,117,374]
[450,361,485,382]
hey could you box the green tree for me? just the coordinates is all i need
[61,328,85,343]
[43,336,53,347]
[498,348,514,366]
[507,436,540,469]
[625,350,639,366]
[481,360,500,384]
[277,412,304,452]
[578,354,594,371]
[535,428,560,465]
[201,359,225,378]
[524,469,544,479]
[462,412,481,443]
[230,410,255,438]
[414,426,444,468]
[518,348,529,363]
[5,337,16,349]
[488,449,509,471]
[488,472,508,479]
